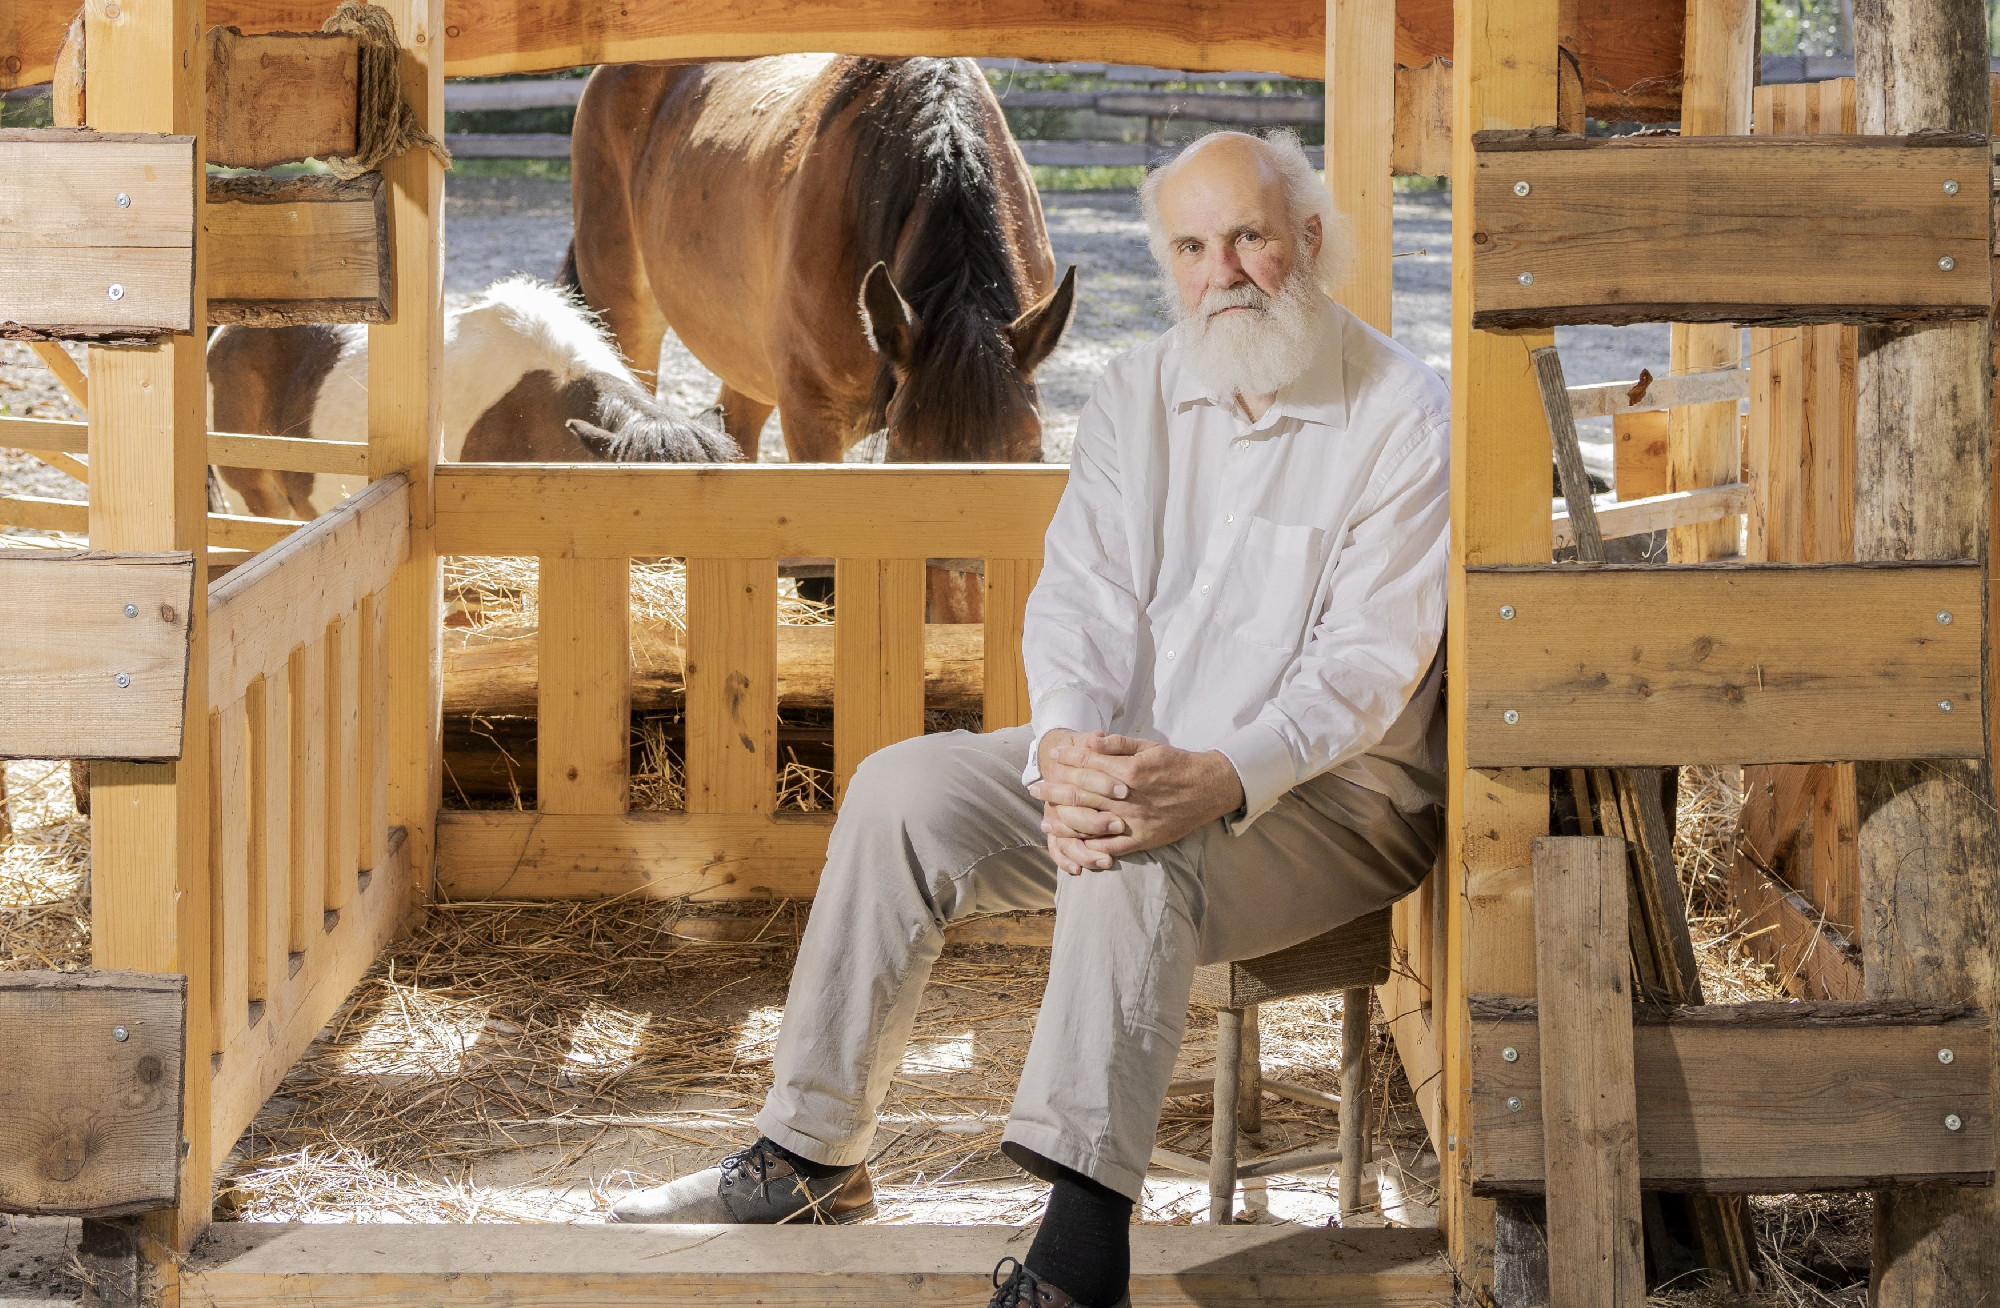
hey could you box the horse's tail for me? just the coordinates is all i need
[555,239,582,294]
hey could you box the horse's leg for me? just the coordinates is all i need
[713,384,776,460]
[570,87,670,391]
[926,569,985,625]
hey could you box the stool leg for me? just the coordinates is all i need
[1338,986,1373,1221]
[1209,1006,1243,1224]
[1236,1002,1262,1135]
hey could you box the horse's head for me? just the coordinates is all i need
[566,383,741,463]
[859,261,1076,464]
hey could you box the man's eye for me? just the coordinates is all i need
[1239,233,1266,248]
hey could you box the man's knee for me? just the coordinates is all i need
[839,733,954,827]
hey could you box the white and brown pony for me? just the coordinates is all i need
[209,276,737,519]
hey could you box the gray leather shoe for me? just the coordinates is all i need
[987,1258,1130,1308]
[608,1139,875,1225]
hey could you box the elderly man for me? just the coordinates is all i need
[612,129,1448,1308]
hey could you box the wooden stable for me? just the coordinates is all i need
[2,0,1998,1305]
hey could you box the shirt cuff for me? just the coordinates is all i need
[1021,688,1111,787]
[1216,720,1299,834]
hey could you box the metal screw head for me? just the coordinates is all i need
[1945,179,1961,195]
[1940,699,1955,713]
[1939,609,1955,625]
[114,672,131,689]
[1513,180,1532,197]
[1517,271,1535,287]
[1499,605,1516,621]
[115,192,131,208]
[1501,1046,1520,1063]
[113,1026,129,1042]
[1946,1114,1964,1132]
[1939,256,1957,272]
[1940,1048,1956,1065]
[1503,709,1520,725]
[107,283,125,301]
[1506,1096,1524,1113]
[1447,1133,1458,1151]
[124,603,138,618]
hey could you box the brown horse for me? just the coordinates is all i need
[564,55,1075,467]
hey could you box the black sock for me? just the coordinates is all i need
[760,1137,854,1181]
[1025,1164,1133,1307]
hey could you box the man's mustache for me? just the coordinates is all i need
[1199,284,1271,319]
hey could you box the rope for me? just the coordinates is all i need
[320,1,453,176]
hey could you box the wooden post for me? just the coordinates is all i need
[1337,985,1372,1221]
[83,0,214,1258]
[1852,2,2000,1299]
[365,0,445,903]
[1325,0,1394,332]
[1444,0,1557,1292]
[1666,0,1754,563]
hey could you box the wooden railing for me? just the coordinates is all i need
[201,474,411,1159]
[430,463,1066,901]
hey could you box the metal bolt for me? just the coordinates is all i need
[124,603,138,618]
[1939,610,1954,625]
[1945,179,1961,195]
[1513,180,1532,197]
[1946,1114,1964,1132]
[1517,271,1535,287]
[1503,709,1520,725]
[1939,256,1957,272]
[1502,1046,1520,1063]
[115,192,131,208]
[1499,605,1516,621]
[113,1026,129,1042]
[114,672,131,689]
[1506,1096,1524,1113]
[1940,1048,1956,1065]
[1940,699,1955,713]
[1447,1133,1458,1151]
[107,283,125,301]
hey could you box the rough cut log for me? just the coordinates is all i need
[204,28,359,168]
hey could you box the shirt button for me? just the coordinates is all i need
[1225,514,1234,523]
[1200,584,1210,595]
[1165,650,1176,660]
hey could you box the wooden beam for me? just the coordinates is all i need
[1463,561,1984,767]
[1391,58,1452,178]
[1723,848,1864,1001]
[684,558,776,815]
[1470,996,1994,1192]
[1470,133,1994,329]
[1565,367,1748,421]
[1551,482,1746,550]
[203,27,357,169]
[1531,837,1644,1307]
[1327,0,1395,330]
[832,557,926,801]
[0,130,197,341]
[435,464,1066,560]
[435,811,830,901]
[980,559,1037,729]
[1610,411,1668,500]
[0,971,185,1219]
[0,415,371,477]
[204,173,390,326]
[536,556,633,814]
[29,341,89,407]
[0,550,194,760]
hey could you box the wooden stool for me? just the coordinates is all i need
[1153,906,1392,1224]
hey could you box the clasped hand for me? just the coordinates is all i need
[1028,730,1245,875]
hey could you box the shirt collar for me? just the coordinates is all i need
[1168,296,1350,432]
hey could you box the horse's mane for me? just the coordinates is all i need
[818,57,1030,458]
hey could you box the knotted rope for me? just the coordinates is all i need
[321,1,453,176]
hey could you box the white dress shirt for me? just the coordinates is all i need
[1021,297,1450,831]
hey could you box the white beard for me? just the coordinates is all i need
[1172,264,1323,401]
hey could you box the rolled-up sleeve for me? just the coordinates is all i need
[1216,420,1450,828]
[1019,390,1141,785]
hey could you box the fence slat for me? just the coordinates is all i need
[323,615,359,914]
[254,668,292,992]
[981,559,1040,730]
[210,703,251,1052]
[289,639,326,952]
[685,558,776,815]
[359,591,389,872]
[537,556,633,814]
[834,558,925,801]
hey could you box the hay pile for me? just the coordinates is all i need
[0,759,91,974]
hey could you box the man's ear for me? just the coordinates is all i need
[1302,213,1323,262]
[1007,265,1078,374]
[859,262,917,370]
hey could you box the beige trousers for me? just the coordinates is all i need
[755,726,1437,1200]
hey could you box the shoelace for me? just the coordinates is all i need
[988,1258,1041,1308]
[717,1141,834,1223]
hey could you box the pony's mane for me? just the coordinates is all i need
[819,57,1030,458]
[457,275,633,384]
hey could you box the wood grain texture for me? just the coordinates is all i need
[204,173,389,325]
[1463,562,1983,767]
[1190,907,1391,1008]
[0,416,371,477]
[1610,410,1667,500]
[435,811,832,902]
[980,559,1037,729]
[833,557,926,802]
[1470,997,1992,1191]
[210,702,252,1052]
[0,550,193,760]
[1553,483,1755,552]
[287,639,327,956]
[1391,59,1452,178]
[323,611,360,914]
[0,971,185,1218]
[1567,367,1748,421]
[1530,837,1643,1308]
[1471,135,1994,328]
[1327,0,1395,330]
[1723,847,1864,1001]
[536,556,633,815]
[684,558,776,816]
[204,28,358,168]
[436,465,1066,560]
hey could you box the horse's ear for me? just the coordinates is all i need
[1008,265,1077,374]
[860,262,916,369]
[566,417,621,460]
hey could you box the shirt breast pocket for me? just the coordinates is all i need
[1220,517,1329,651]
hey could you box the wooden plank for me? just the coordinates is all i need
[245,673,284,1004]
[833,557,926,802]
[322,613,359,915]
[1462,562,1984,767]
[1551,483,1746,551]
[435,811,831,901]
[434,464,1067,560]
[684,558,776,815]
[0,416,371,477]
[980,559,1037,728]
[1469,997,1991,1191]
[1391,58,1452,178]
[1327,0,1395,330]
[1471,134,1994,328]
[0,971,185,1218]
[1530,837,1643,1308]
[205,173,390,326]
[538,556,634,814]
[1723,849,1864,1001]
[203,28,357,169]
[0,492,88,534]
[209,703,251,1053]
[1611,410,1668,500]
[0,550,194,760]
[1565,368,1749,421]
[29,341,89,407]
[359,592,388,874]
[204,510,300,553]
[287,639,327,956]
